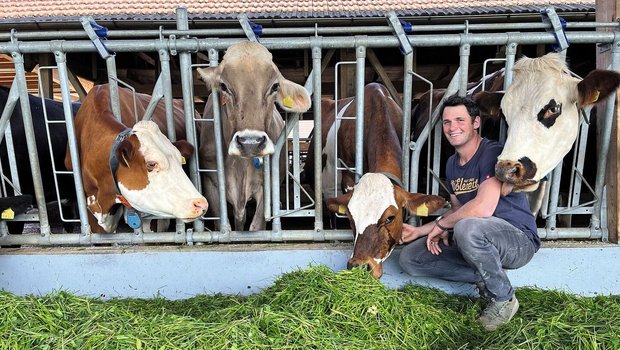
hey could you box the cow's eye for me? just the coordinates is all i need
[270,82,280,95]
[384,215,395,225]
[219,82,229,93]
[146,161,158,172]
[537,99,563,128]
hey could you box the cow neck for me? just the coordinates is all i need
[108,128,133,206]
[378,171,404,189]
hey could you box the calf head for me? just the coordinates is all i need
[115,121,208,221]
[197,41,311,158]
[326,173,445,279]
[492,53,620,192]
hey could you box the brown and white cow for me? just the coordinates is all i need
[196,41,311,231]
[491,53,620,193]
[315,83,445,279]
[65,84,208,233]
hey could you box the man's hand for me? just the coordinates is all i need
[426,225,450,255]
[400,223,421,244]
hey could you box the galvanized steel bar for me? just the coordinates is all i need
[311,42,325,235]
[592,34,620,241]
[175,8,205,234]
[401,52,414,191]
[354,40,366,180]
[206,47,231,236]
[11,51,51,236]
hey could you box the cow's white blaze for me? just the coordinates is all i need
[498,53,581,182]
[348,173,397,236]
[117,121,206,220]
[322,99,354,199]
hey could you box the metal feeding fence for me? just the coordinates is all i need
[0,7,618,247]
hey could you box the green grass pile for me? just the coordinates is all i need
[0,265,619,349]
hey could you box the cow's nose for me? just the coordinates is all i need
[237,135,266,148]
[347,260,371,272]
[192,197,208,214]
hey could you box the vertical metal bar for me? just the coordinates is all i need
[311,43,324,235]
[592,37,620,241]
[158,48,177,142]
[105,57,122,121]
[207,47,231,236]
[11,51,51,236]
[53,50,91,236]
[501,42,518,143]
[458,42,471,96]
[175,8,205,234]
[545,164,562,239]
[354,41,366,180]
[401,52,413,191]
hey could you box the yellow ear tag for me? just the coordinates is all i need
[282,95,294,109]
[181,156,186,165]
[338,204,347,215]
[415,203,429,217]
[1,208,15,220]
[591,89,600,103]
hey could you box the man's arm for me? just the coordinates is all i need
[433,176,502,231]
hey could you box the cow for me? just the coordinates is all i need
[65,84,208,233]
[490,53,620,195]
[308,83,445,279]
[196,41,311,231]
[1,85,81,234]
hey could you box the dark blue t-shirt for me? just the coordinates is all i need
[446,138,540,250]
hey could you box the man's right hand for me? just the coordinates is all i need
[400,224,421,244]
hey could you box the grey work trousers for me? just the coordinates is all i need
[399,216,538,301]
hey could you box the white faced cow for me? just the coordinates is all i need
[493,53,620,193]
[317,83,446,279]
[66,85,208,233]
[196,42,311,231]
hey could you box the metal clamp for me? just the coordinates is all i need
[541,7,569,52]
[386,11,413,55]
[80,16,113,59]
[238,13,261,42]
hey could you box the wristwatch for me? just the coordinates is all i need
[435,215,449,231]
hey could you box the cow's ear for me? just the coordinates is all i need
[577,70,620,107]
[276,78,311,113]
[473,91,504,122]
[196,67,219,90]
[325,191,354,215]
[173,140,195,159]
[395,187,446,217]
[116,137,138,168]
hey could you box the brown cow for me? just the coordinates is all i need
[315,83,445,279]
[65,84,208,233]
[196,42,311,231]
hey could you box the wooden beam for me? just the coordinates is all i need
[367,48,402,107]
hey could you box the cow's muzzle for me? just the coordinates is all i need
[495,157,539,192]
[347,258,383,279]
[228,130,275,157]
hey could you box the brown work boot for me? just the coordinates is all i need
[478,296,519,331]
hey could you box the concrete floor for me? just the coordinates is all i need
[1,242,619,300]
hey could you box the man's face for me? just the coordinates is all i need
[441,105,480,148]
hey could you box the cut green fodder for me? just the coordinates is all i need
[0,265,618,350]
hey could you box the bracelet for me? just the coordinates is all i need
[435,215,449,231]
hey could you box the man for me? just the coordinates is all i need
[399,94,540,331]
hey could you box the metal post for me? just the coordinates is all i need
[175,8,205,234]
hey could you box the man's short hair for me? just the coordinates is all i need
[440,94,480,122]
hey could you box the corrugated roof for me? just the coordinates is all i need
[1,1,595,23]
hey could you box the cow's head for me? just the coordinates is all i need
[197,42,311,158]
[492,53,620,192]
[326,173,445,279]
[115,121,208,220]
